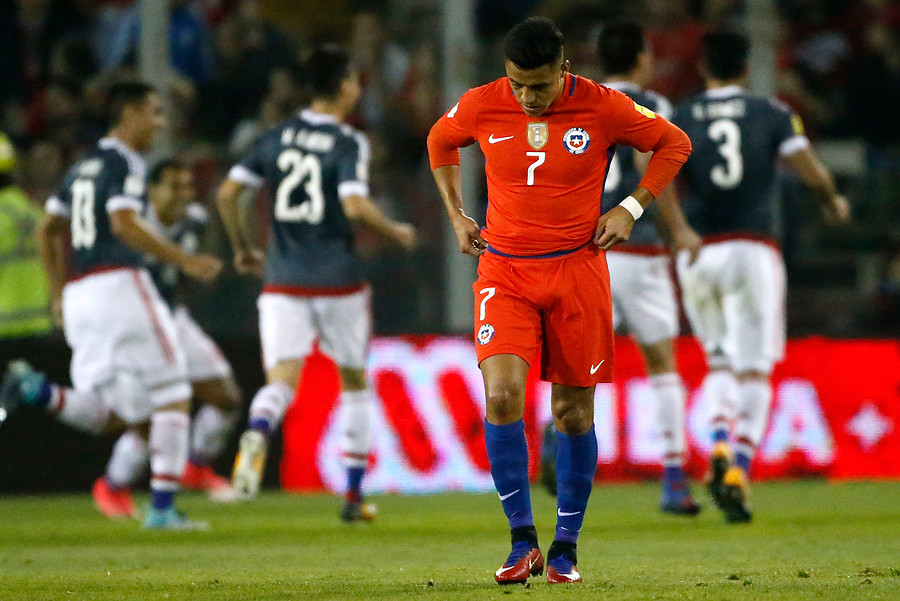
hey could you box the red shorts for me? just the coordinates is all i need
[473,245,614,386]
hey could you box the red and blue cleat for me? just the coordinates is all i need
[494,541,544,584]
[546,551,582,584]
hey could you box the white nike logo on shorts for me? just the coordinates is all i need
[489,134,514,144]
[590,360,605,374]
[498,489,520,501]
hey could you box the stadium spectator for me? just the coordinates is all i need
[427,16,691,584]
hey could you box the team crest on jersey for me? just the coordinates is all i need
[477,323,495,345]
[526,122,548,149]
[562,127,590,154]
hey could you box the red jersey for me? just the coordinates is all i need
[428,74,691,256]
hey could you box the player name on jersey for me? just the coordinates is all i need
[691,98,747,121]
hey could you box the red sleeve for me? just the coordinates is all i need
[606,89,692,197]
[427,88,479,170]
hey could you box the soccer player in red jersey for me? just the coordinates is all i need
[427,17,691,584]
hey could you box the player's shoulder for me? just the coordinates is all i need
[96,137,146,177]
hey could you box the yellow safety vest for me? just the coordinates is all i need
[0,185,51,337]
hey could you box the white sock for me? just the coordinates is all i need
[190,405,236,464]
[704,369,739,437]
[149,410,190,492]
[650,372,686,467]
[248,382,294,433]
[51,388,110,435]
[734,378,773,460]
[106,430,149,488]
[340,389,371,468]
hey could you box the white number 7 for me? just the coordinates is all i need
[479,287,496,321]
[526,151,545,186]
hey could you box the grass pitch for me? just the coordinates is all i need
[1,481,898,600]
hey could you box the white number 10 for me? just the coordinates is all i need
[526,151,545,186]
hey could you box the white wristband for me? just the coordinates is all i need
[619,195,644,220]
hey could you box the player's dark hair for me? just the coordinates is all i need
[303,44,353,100]
[503,17,564,70]
[106,81,156,125]
[149,158,185,185]
[702,29,750,80]
[597,19,646,76]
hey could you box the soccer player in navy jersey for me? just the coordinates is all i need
[673,30,850,522]
[217,45,416,521]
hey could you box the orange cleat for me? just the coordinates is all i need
[181,460,236,502]
[92,477,136,519]
[494,542,544,584]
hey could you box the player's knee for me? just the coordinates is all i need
[194,376,242,410]
[484,383,526,424]
[641,340,675,375]
[552,393,594,435]
[339,367,367,391]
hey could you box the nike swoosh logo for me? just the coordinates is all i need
[498,489,520,501]
[558,509,582,517]
[590,360,605,374]
[488,134,514,144]
[496,565,516,576]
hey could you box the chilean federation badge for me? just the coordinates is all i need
[477,323,495,345]
[527,122,548,149]
[562,127,590,154]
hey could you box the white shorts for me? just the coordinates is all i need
[676,239,786,374]
[258,288,371,371]
[172,306,233,382]
[63,268,191,422]
[607,251,679,346]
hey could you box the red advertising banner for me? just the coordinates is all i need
[280,337,900,493]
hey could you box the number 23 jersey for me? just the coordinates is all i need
[428,73,691,256]
[228,108,369,290]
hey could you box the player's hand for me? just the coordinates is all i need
[392,222,418,253]
[823,194,851,225]
[593,206,635,250]
[451,213,487,257]
[181,253,223,282]
[671,224,703,264]
[234,247,265,277]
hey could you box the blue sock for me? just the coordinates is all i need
[150,489,175,511]
[346,466,365,499]
[663,465,685,488]
[712,428,729,443]
[248,417,272,437]
[555,426,598,544]
[484,419,533,530]
[735,451,751,473]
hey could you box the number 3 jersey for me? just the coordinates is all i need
[45,137,148,277]
[227,108,369,291]
[427,73,691,256]
[672,86,809,242]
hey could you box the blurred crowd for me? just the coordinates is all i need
[0,0,898,338]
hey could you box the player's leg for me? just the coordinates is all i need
[0,361,126,436]
[172,307,241,498]
[546,383,596,584]
[93,426,149,518]
[481,353,544,584]
[232,292,313,499]
[641,340,699,515]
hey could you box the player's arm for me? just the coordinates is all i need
[426,93,486,257]
[36,212,69,325]
[215,177,265,275]
[595,99,692,250]
[634,151,702,260]
[108,208,221,282]
[340,194,416,252]
[782,148,850,224]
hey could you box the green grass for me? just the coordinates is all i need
[1,481,899,600]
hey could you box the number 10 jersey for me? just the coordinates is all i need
[228,108,370,292]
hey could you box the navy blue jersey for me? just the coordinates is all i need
[672,86,807,240]
[146,203,208,307]
[228,109,370,289]
[600,82,673,247]
[45,137,147,276]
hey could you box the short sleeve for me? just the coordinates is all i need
[45,193,70,218]
[770,99,810,157]
[336,132,370,199]
[106,154,145,213]
[426,87,480,170]
[228,133,268,188]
